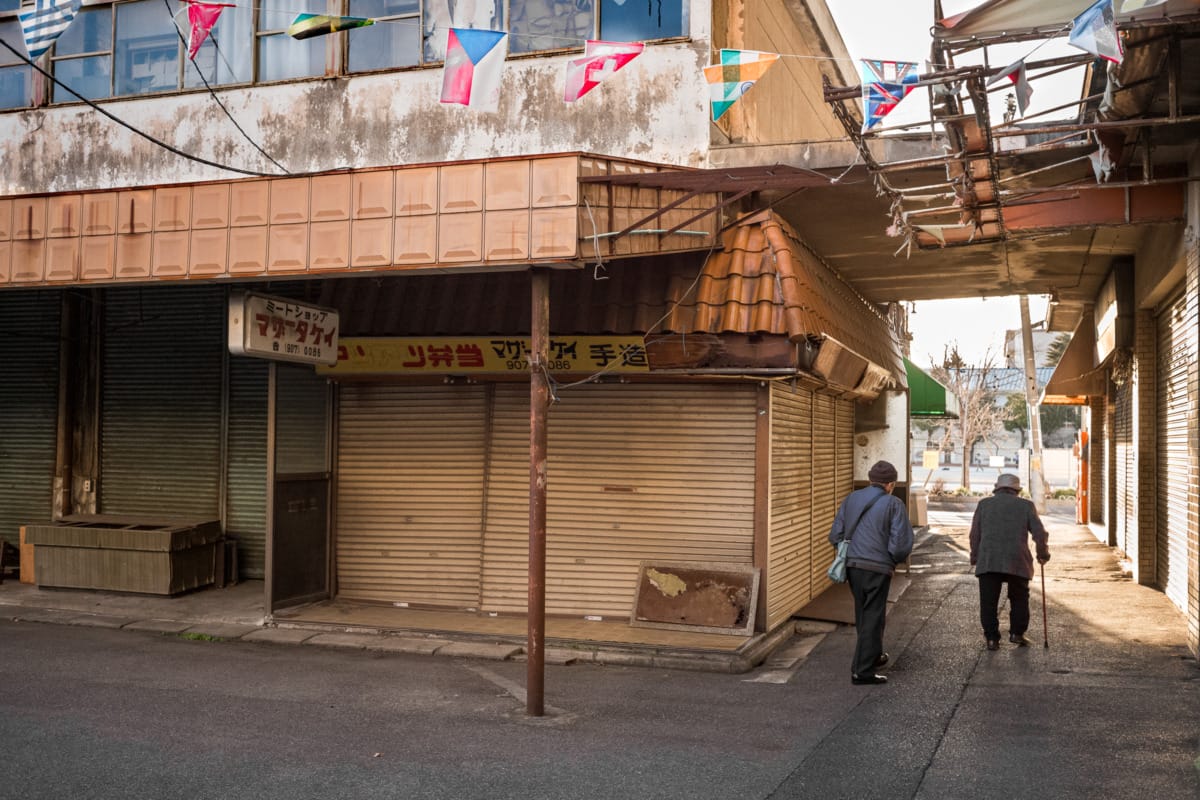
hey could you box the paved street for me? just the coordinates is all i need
[3,513,1197,800]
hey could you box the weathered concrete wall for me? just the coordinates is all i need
[3,43,714,195]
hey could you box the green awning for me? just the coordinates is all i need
[905,358,959,419]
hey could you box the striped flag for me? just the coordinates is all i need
[288,13,375,40]
[440,28,508,110]
[703,49,779,122]
[18,0,82,61]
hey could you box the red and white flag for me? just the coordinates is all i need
[563,40,644,103]
[184,0,233,60]
[987,59,1033,117]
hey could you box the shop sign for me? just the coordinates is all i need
[317,336,650,376]
[228,292,340,366]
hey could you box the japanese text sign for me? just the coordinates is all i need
[228,292,340,366]
[316,337,650,376]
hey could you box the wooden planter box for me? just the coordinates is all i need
[22,516,222,596]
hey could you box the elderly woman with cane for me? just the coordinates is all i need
[969,473,1051,650]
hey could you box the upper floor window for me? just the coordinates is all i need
[4,0,686,105]
[0,16,33,109]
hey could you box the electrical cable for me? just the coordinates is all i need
[163,0,291,174]
[0,37,287,178]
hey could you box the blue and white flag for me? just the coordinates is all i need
[1069,0,1123,64]
[19,0,82,60]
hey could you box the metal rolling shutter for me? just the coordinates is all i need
[226,357,268,577]
[767,383,815,629]
[1156,292,1191,612]
[810,392,840,595]
[1112,381,1134,558]
[481,383,757,619]
[335,384,487,608]
[0,291,60,545]
[100,287,223,519]
[1089,398,1106,527]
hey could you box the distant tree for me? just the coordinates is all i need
[1004,393,1081,446]
[930,346,1012,492]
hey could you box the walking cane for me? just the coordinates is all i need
[1040,560,1049,649]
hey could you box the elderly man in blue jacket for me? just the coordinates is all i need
[828,460,914,685]
[970,472,1050,650]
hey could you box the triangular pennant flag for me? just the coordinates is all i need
[1069,0,1123,64]
[563,40,644,103]
[702,50,779,121]
[18,0,82,61]
[288,13,375,40]
[861,60,919,132]
[185,1,232,60]
[987,59,1033,117]
[1120,0,1167,10]
[441,28,508,110]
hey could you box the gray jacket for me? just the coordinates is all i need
[969,488,1050,579]
[828,485,914,575]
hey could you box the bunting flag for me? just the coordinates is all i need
[1120,0,1167,10]
[18,0,81,60]
[563,40,644,103]
[861,60,919,132]
[703,50,779,121]
[987,59,1033,117]
[288,13,375,40]
[440,28,508,109]
[184,1,233,60]
[1068,0,1123,64]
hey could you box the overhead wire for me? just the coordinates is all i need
[0,37,287,177]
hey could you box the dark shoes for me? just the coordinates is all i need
[851,673,888,685]
[875,652,889,668]
[986,639,1000,651]
[1009,633,1031,647]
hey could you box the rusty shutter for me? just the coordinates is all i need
[1156,291,1192,612]
[100,286,223,519]
[1112,379,1135,558]
[335,383,487,608]
[481,383,757,619]
[0,290,59,546]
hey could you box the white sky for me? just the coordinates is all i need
[825,1,1069,366]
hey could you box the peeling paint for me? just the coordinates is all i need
[3,44,713,195]
[646,568,688,597]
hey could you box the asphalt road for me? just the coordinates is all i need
[3,520,1198,800]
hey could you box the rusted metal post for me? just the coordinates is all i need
[527,268,549,717]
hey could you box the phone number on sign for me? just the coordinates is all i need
[506,359,577,371]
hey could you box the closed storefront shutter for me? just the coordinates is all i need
[1156,292,1191,612]
[1112,380,1135,558]
[0,291,60,545]
[481,383,757,619]
[767,383,814,629]
[226,357,268,577]
[335,384,487,608]
[1089,398,1106,528]
[810,392,840,595]
[100,287,223,520]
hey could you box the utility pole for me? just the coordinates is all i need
[1018,295,1046,512]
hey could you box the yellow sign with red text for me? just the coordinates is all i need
[317,336,650,376]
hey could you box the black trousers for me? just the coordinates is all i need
[977,572,1030,640]
[847,567,891,677]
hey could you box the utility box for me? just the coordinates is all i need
[23,516,222,595]
[909,488,928,527]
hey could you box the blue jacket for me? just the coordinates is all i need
[828,485,914,575]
